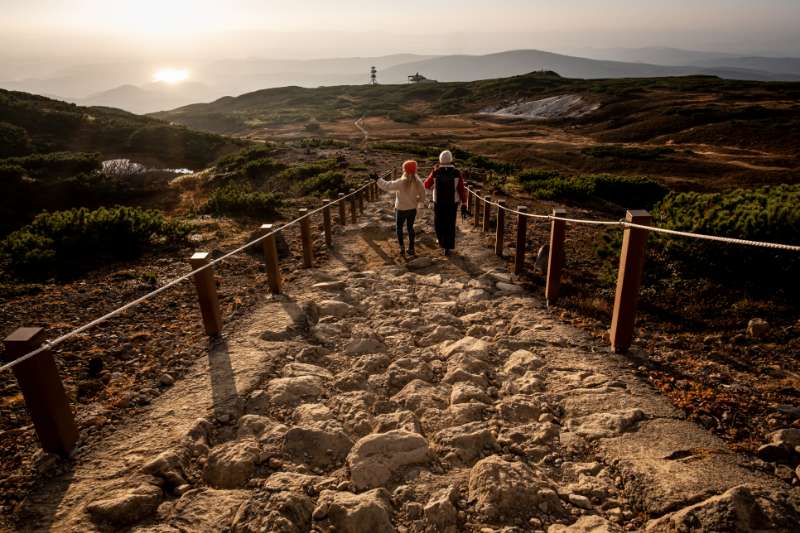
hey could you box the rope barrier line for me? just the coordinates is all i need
[466,185,800,248]
[0,176,388,374]
[623,222,800,252]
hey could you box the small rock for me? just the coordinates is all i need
[204,439,260,488]
[406,256,434,270]
[313,281,346,291]
[345,338,387,356]
[424,486,459,530]
[266,376,324,406]
[548,515,612,532]
[746,318,769,339]
[775,464,795,482]
[347,430,430,490]
[159,373,175,386]
[314,489,395,533]
[757,442,792,463]
[567,493,592,510]
[496,282,524,294]
[768,428,800,448]
[284,426,354,468]
[86,483,162,525]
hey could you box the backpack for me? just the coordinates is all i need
[434,166,459,205]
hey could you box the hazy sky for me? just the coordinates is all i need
[2,0,800,64]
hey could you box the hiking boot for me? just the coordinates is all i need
[400,248,406,257]
[408,247,416,256]
[443,249,451,256]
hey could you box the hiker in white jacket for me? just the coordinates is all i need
[376,160,426,257]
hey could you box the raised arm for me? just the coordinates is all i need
[377,177,403,192]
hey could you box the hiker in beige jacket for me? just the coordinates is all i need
[376,160,426,256]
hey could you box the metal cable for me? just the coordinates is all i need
[0,177,386,373]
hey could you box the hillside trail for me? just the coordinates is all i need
[16,192,800,532]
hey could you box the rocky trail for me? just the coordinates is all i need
[12,192,800,532]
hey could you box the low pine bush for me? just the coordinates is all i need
[202,184,283,218]
[1,206,189,278]
[653,184,800,283]
[299,171,349,197]
[520,173,668,210]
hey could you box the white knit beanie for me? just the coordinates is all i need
[439,150,453,165]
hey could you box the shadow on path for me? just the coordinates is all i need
[207,339,240,420]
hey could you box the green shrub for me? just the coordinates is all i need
[652,185,800,282]
[521,173,668,209]
[214,145,275,172]
[372,142,440,158]
[481,172,507,194]
[388,110,423,124]
[0,206,189,277]
[277,159,340,181]
[581,145,675,160]
[3,152,102,179]
[202,184,283,218]
[0,121,32,157]
[464,154,517,174]
[516,168,563,188]
[299,171,349,197]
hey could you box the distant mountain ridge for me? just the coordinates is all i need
[3,48,800,114]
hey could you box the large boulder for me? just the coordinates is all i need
[645,484,800,532]
[231,490,314,533]
[503,349,545,375]
[565,409,645,441]
[347,431,430,490]
[282,362,333,380]
[314,489,395,533]
[391,379,449,413]
[433,422,497,466]
[86,483,162,525]
[266,376,324,406]
[424,486,459,532]
[441,337,491,361]
[141,449,188,487]
[468,455,563,522]
[318,300,353,318]
[283,426,354,468]
[171,488,250,531]
[204,439,260,489]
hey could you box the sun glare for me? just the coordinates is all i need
[153,68,190,84]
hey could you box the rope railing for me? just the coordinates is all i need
[2,162,798,457]
[465,185,800,250]
[0,176,388,375]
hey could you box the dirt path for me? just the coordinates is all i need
[15,194,800,532]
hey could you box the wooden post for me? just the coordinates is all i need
[482,196,492,232]
[299,208,313,268]
[349,189,358,224]
[473,190,482,227]
[514,206,528,275]
[2,328,79,456]
[358,187,365,214]
[321,199,332,248]
[260,224,282,294]
[495,200,506,257]
[190,252,222,336]
[545,208,567,305]
[337,193,346,225]
[610,210,652,354]
[465,183,472,214]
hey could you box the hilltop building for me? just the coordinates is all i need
[408,72,437,83]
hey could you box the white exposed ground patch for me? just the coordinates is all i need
[481,94,599,120]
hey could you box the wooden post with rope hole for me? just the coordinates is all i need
[473,190,482,227]
[2,328,79,456]
[514,206,528,275]
[299,208,313,268]
[260,224,282,294]
[189,252,222,336]
[321,199,332,248]
[495,200,506,257]
[482,195,492,232]
[337,193,346,225]
[610,210,652,354]
[545,208,567,305]
[349,189,358,224]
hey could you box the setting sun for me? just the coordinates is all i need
[153,68,190,84]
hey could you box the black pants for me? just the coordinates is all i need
[395,209,417,251]
[433,202,458,250]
